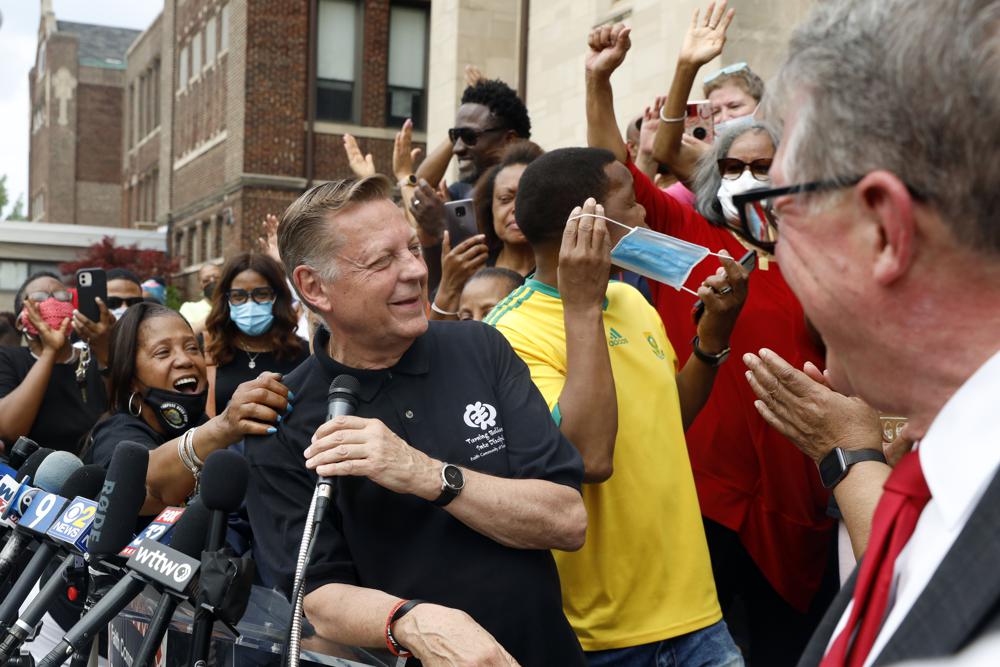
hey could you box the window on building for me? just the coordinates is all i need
[206,16,217,64]
[191,31,202,80]
[386,3,430,129]
[0,262,28,291]
[316,0,361,123]
[153,60,161,129]
[179,44,189,90]
[221,4,230,53]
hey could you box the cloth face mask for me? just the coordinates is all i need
[567,214,726,295]
[230,300,275,336]
[143,386,208,439]
[718,171,770,223]
[20,298,76,337]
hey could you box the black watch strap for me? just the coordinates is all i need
[819,447,887,489]
[432,464,464,507]
[691,335,730,367]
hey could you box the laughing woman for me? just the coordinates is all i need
[204,253,308,416]
[86,302,291,512]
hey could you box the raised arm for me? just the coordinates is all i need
[675,251,748,428]
[651,0,734,182]
[584,24,631,163]
[553,200,618,482]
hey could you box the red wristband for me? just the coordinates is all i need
[385,599,415,657]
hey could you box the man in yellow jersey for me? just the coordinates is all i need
[487,147,748,666]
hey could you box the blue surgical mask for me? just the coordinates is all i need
[568,214,725,295]
[714,114,756,138]
[230,301,275,336]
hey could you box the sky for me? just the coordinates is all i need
[0,1,163,215]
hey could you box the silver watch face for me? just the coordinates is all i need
[442,464,465,490]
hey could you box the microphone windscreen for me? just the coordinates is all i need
[329,374,361,402]
[199,450,248,513]
[16,448,54,483]
[34,451,83,493]
[60,464,108,501]
[167,500,211,557]
[87,441,150,556]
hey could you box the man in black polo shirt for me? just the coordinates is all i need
[244,175,588,666]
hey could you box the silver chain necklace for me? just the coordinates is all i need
[247,350,261,369]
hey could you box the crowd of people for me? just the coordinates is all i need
[2,0,998,664]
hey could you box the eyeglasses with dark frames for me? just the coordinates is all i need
[730,177,864,252]
[717,157,773,181]
[227,287,276,305]
[105,296,145,309]
[447,126,506,147]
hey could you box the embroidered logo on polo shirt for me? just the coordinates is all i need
[644,332,666,360]
[463,402,498,430]
[608,328,629,347]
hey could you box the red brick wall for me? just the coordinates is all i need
[361,0,390,128]
[76,84,125,183]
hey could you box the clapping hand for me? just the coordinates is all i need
[257,214,281,263]
[393,118,423,182]
[343,134,377,178]
[680,1,736,67]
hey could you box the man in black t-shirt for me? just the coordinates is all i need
[245,175,587,666]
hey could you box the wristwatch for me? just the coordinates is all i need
[691,336,731,367]
[819,447,887,489]
[399,174,418,188]
[432,464,465,507]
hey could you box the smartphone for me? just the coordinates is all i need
[684,101,715,144]
[444,199,478,247]
[75,267,107,323]
[691,250,756,325]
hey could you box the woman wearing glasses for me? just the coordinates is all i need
[0,272,112,452]
[204,253,308,416]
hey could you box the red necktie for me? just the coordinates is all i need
[822,451,932,667]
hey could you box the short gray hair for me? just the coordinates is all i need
[693,122,781,225]
[278,175,393,309]
[767,0,1000,253]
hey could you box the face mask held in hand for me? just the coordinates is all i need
[230,301,275,337]
[567,214,727,295]
[19,299,76,337]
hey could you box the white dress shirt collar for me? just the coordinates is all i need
[918,350,1000,529]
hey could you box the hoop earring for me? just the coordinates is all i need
[128,391,143,417]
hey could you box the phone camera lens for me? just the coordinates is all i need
[694,127,707,140]
[456,207,466,216]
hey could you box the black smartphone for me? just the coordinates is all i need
[444,199,478,247]
[75,267,107,323]
[691,250,756,325]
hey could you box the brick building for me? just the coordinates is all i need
[28,0,139,226]
[123,0,430,295]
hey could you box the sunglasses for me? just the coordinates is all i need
[704,61,750,85]
[717,158,772,181]
[227,287,276,305]
[106,296,145,309]
[27,290,73,303]
[447,126,505,147]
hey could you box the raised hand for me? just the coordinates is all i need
[72,297,114,365]
[343,134,377,178]
[585,23,632,78]
[24,299,70,353]
[435,231,489,317]
[393,118,423,182]
[695,251,749,352]
[410,178,447,241]
[559,198,612,313]
[464,64,486,88]
[257,213,281,263]
[638,96,668,159]
[680,1,736,67]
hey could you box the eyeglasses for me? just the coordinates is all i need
[717,158,772,181]
[704,61,750,85]
[731,177,864,252]
[105,296,145,309]
[227,287,276,305]
[447,126,505,147]
[27,290,73,303]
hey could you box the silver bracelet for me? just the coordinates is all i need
[659,107,686,123]
[430,301,459,317]
[178,427,202,483]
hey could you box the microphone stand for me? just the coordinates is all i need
[187,509,226,666]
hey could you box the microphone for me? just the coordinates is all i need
[39,501,212,667]
[0,466,107,661]
[187,449,249,667]
[86,442,150,559]
[315,375,360,524]
[0,454,86,627]
[0,452,84,587]
[7,437,41,472]
[0,448,53,524]
[15,448,54,483]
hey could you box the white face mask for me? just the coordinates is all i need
[718,171,770,222]
[110,305,129,321]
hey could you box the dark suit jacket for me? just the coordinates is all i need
[799,467,1000,666]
